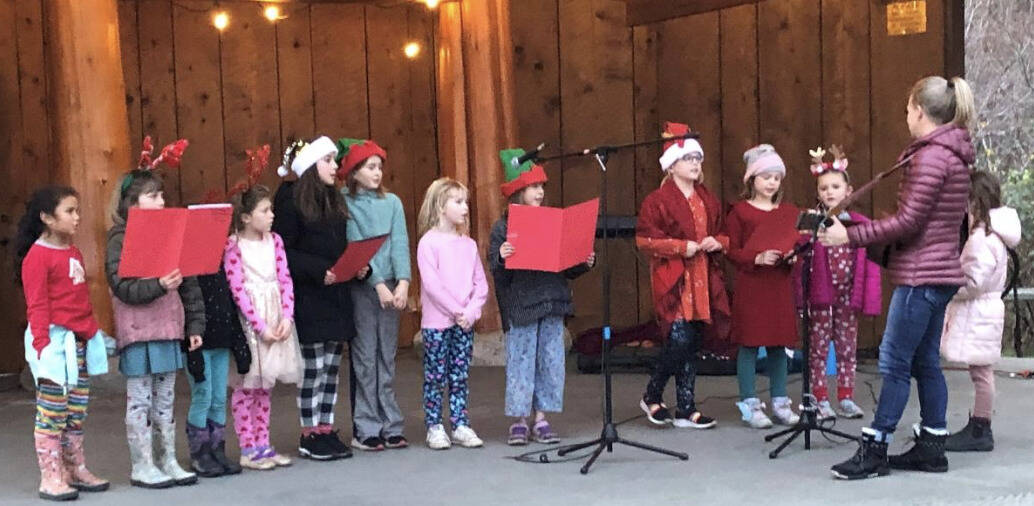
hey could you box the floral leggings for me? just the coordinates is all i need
[422,326,474,428]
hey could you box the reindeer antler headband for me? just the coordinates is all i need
[809,145,849,177]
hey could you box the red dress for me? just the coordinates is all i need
[725,201,799,348]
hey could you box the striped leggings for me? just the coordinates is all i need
[35,342,89,437]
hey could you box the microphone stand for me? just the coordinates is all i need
[524,134,698,474]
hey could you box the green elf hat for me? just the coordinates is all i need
[335,137,387,180]
[499,148,548,198]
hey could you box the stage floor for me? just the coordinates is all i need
[1,350,1033,506]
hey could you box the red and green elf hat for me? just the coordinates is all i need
[335,138,387,180]
[499,148,548,198]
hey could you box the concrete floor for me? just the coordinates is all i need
[2,350,1033,506]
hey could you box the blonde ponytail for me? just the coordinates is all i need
[909,76,977,130]
[949,77,976,129]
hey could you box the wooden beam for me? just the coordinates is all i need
[624,0,762,26]
[45,0,133,341]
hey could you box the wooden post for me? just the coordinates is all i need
[435,0,517,334]
[45,0,132,337]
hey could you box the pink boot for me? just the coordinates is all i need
[63,433,109,492]
[35,433,78,501]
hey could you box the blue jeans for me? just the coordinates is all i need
[870,285,958,440]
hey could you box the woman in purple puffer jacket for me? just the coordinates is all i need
[820,75,977,480]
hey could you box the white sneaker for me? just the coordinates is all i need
[451,426,484,448]
[425,424,451,450]
[771,397,800,426]
[735,398,773,429]
[838,399,865,419]
[816,400,837,421]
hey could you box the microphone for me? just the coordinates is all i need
[512,143,546,168]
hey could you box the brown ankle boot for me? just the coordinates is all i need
[34,433,79,501]
[63,433,109,492]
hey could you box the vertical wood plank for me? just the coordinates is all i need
[117,0,142,158]
[719,3,758,204]
[173,0,225,204]
[310,3,368,139]
[558,0,637,334]
[276,3,315,164]
[435,1,468,183]
[510,0,562,187]
[632,23,659,323]
[758,0,822,207]
[16,0,52,183]
[220,1,281,195]
[138,0,180,204]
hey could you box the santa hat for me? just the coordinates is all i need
[335,138,387,180]
[499,148,548,198]
[277,136,338,178]
[658,122,703,170]
[742,144,786,183]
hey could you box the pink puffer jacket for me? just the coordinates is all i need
[941,207,1023,365]
[847,124,974,286]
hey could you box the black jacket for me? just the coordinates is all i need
[487,216,591,331]
[188,270,251,377]
[271,181,357,345]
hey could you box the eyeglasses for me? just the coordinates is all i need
[679,153,704,163]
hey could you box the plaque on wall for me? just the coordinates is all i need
[887,0,927,36]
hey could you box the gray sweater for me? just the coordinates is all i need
[487,217,590,331]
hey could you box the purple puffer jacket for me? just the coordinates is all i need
[847,124,974,286]
[794,211,882,315]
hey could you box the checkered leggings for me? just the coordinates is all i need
[297,341,344,428]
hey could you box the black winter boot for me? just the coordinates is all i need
[207,420,242,475]
[945,416,993,452]
[185,423,224,478]
[888,425,949,472]
[831,429,889,480]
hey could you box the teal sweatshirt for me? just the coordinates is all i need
[343,189,411,287]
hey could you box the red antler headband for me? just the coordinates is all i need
[809,145,849,177]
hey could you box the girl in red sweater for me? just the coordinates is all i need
[16,185,110,501]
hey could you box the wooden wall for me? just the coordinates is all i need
[511,0,959,349]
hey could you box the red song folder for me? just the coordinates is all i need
[330,235,388,283]
[118,204,232,278]
[743,210,801,255]
[505,198,599,272]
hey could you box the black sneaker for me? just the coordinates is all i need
[831,430,889,480]
[640,398,673,426]
[351,436,385,452]
[945,417,993,452]
[888,425,949,472]
[384,435,409,449]
[672,410,717,429]
[298,433,336,461]
[324,431,353,459]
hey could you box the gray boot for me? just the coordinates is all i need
[153,422,197,486]
[127,423,174,489]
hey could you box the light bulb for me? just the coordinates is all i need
[212,11,229,31]
[424,0,441,8]
[404,42,421,59]
[264,5,281,22]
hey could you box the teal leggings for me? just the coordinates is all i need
[186,349,230,427]
[737,346,788,400]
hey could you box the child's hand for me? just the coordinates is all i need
[188,334,203,351]
[755,250,781,266]
[376,283,395,309]
[455,314,471,331]
[159,269,183,290]
[276,319,293,340]
[261,327,278,342]
[684,241,700,258]
[324,270,337,285]
[586,252,596,267]
[699,236,722,252]
[357,265,371,279]
[392,281,409,311]
[499,242,515,259]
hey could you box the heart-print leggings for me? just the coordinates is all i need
[231,387,272,452]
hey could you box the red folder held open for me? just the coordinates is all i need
[743,210,800,255]
[118,204,232,278]
[505,198,599,272]
[330,235,387,283]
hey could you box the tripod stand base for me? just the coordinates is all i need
[764,416,858,459]
[555,423,688,474]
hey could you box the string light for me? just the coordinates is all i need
[263,5,282,22]
[212,11,229,31]
[423,0,441,8]
[403,42,421,59]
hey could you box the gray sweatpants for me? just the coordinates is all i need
[350,280,405,439]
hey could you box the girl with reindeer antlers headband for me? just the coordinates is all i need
[793,146,882,423]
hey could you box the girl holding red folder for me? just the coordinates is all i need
[725,144,801,430]
[105,140,204,489]
[489,148,595,446]
[635,122,728,429]
[272,136,366,461]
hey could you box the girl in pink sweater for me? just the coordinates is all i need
[416,178,489,450]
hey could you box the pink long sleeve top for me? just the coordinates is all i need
[224,232,295,335]
[417,229,489,330]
